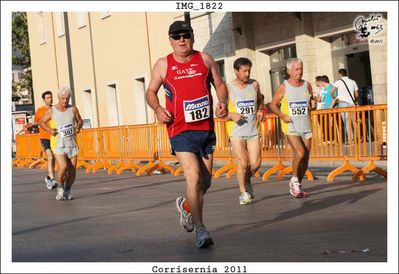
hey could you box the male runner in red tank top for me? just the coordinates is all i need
[146,21,228,248]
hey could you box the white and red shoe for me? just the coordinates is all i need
[289,178,309,198]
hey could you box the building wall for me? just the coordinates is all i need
[27,12,61,106]
[236,12,387,103]
[28,11,388,129]
[28,12,180,127]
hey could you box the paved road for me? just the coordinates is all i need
[12,165,387,262]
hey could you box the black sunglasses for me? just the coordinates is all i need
[169,32,192,40]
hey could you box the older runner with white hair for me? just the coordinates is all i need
[270,58,316,198]
[40,87,83,201]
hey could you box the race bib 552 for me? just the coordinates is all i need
[288,101,308,116]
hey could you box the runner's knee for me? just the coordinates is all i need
[237,156,250,169]
[293,148,306,161]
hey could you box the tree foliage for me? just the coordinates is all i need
[12,12,31,68]
[12,12,33,104]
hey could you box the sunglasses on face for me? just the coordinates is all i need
[169,32,192,40]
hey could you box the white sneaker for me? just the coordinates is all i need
[50,179,58,189]
[56,188,66,200]
[45,177,52,190]
[64,189,73,200]
[175,197,194,232]
[239,192,252,205]
[289,178,305,198]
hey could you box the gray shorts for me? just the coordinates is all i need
[230,134,260,141]
[53,146,79,159]
[285,131,312,141]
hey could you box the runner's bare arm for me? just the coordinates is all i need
[201,52,228,118]
[307,82,316,110]
[253,80,265,122]
[72,106,83,134]
[39,108,57,136]
[145,58,172,123]
[270,84,291,123]
[33,109,40,125]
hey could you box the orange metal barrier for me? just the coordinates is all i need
[90,126,125,174]
[117,123,157,175]
[13,134,42,168]
[14,105,387,183]
[76,128,103,173]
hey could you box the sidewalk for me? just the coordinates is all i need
[12,166,387,262]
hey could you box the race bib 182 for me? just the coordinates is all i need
[288,101,308,116]
[58,123,74,138]
[183,95,211,123]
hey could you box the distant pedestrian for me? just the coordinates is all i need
[34,91,57,190]
[331,68,359,143]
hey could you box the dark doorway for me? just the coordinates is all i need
[347,51,373,105]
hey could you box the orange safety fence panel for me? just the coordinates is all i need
[14,105,387,184]
[119,123,157,175]
[146,123,176,176]
[76,128,102,173]
[213,119,236,178]
[89,126,126,174]
[13,134,30,167]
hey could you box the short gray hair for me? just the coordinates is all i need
[286,58,303,72]
[58,86,72,97]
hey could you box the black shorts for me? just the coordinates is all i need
[40,138,51,150]
[170,130,216,158]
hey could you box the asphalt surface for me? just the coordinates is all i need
[12,164,387,262]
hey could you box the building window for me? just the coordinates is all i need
[107,84,120,126]
[55,12,65,37]
[38,12,46,44]
[133,78,148,124]
[76,12,88,29]
[100,12,111,20]
[216,60,225,82]
[82,89,93,127]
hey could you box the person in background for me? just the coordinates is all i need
[34,91,57,190]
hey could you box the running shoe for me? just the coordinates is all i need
[175,196,194,232]
[64,189,73,200]
[245,178,255,198]
[196,225,214,248]
[289,178,305,198]
[45,176,52,190]
[239,192,252,205]
[50,179,58,189]
[56,187,66,200]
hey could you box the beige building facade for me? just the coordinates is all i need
[28,12,181,127]
[28,12,387,128]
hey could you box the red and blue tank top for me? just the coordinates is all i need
[163,50,214,137]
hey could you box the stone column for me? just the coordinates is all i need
[368,16,387,104]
